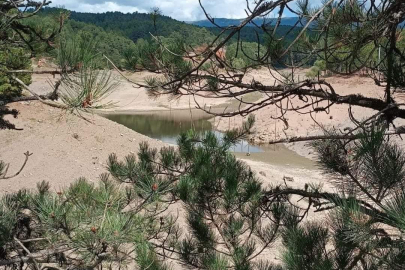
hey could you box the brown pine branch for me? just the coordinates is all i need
[263,127,405,145]
[263,188,390,225]
[0,247,71,266]
[7,70,62,75]
[14,237,41,270]
[11,76,67,109]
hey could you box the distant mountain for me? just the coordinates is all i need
[191,17,405,29]
[187,17,301,28]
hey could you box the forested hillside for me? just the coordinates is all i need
[61,20,137,67]
[38,8,302,45]
[39,8,215,46]
[25,7,312,72]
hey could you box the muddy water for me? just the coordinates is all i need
[234,144,315,169]
[104,109,316,170]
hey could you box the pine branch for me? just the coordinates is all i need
[7,70,63,75]
[11,76,68,109]
[263,188,391,225]
[264,127,405,145]
[14,237,41,270]
[0,247,71,266]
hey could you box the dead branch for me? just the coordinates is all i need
[11,76,67,109]
[1,151,32,180]
[263,126,405,145]
[14,237,41,270]
[263,187,389,224]
[0,247,71,266]
[7,70,62,75]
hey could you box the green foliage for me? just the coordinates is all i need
[4,117,405,269]
[60,67,119,110]
[39,8,216,47]
[55,28,121,111]
[231,58,247,70]
[106,116,287,269]
[21,10,69,55]
[17,8,141,70]
[314,60,326,72]
[309,124,405,269]
[3,3,405,269]
[226,42,266,69]
[282,223,332,270]
[306,60,326,79]
[209,25,302,46]
[134,38,160,70]
[62,19,138,69]
[135,240,168,270]
[311,129,351,176]
[0,177,167,268]
[123,46,139,70]
[56,31,99,71]
[0,196,19,249]
[0,3,66,103]
[0,48,32,99]
[306,66,320,79]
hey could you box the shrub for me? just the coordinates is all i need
[0,48,32,99]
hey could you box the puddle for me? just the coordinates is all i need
[104,110,316,170]
[234,144,315,169]
[105,110,262,153]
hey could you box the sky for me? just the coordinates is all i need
[48,0,322,21]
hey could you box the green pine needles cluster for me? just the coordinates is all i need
[0,177,167,269]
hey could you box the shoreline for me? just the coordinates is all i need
[99,108,318,163]
[21,69,405,182]
[0,100,322,195]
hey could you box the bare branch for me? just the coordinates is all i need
[1,151,32,180]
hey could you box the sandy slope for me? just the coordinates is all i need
[0,101,167,194]
[29,71,234,112]
[1,100,328,195]
[7,68,401,194]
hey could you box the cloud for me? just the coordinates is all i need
[49,0,327,21]
[49,0,271,21]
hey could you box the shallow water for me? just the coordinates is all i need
[104,110,316,169]
[105,110,263,153]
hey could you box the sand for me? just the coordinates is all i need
[0,101,167,194]
[213,69,405,157]
[3,69,395,266]
[29,71,234,112]
[5,69,402,193]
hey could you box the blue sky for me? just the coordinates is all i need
[49,0,324,21]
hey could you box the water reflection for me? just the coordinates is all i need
[105,112,263,153]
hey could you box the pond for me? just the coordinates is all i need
[104,110,316,169]
[105,110,263,153]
